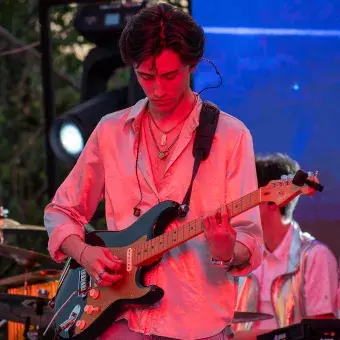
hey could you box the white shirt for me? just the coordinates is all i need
[252,223,338,330]
[45,97,263,339]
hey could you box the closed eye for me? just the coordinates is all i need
[164,73,178,80]
[139,74,154,80]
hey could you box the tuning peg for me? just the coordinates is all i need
[287,174,294,179]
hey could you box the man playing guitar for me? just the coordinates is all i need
[44,3,263,339]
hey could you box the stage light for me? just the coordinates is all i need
[292,83,300,91]
[59,122,84,157]
[49,1,147,164]
[49,1,190,164]
[49,88,129,164]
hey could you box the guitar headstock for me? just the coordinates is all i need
[260,171,323,206]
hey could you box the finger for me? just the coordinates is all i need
[96,274,123,287]
[215,210,222,225]
[99,270,123,282]
[96,278,113,287]
[224,217,236,233]
[91,264,123,285]
[103,248,123,263]
[100,256,122,272]
[203,215,213,231]
[102,272,123,283]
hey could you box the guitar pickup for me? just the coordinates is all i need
[78,268,91,297]
[126,248,133,273]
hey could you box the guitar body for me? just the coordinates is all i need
[53,201,179,339]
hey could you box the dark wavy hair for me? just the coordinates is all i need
[256,153,301,219]
[119,3,205,67]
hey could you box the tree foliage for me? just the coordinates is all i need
[0,0,83,226]
[0,0,189,228]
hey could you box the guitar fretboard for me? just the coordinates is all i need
[133,189,261,266]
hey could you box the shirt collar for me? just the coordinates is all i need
[124,94,202,133]
[124,97,149,131]
[265,222,294,261]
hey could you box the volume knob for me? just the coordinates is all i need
[89,289,100,299]
[84,305,94,314]
[76,319,86,330]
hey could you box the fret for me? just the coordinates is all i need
[158,234,165,252]
[143,241,148,260]
[189,220,195,236]
[136,245,142,264]
[147,238,153,256]
[154,237,159,255]
[177,225,184,243]
[150,238,156,256]
[199,220,204,233]
[172,229,178,244]
[165,231,170,250]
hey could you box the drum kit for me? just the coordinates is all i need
[0,207,62,339]
[0,207,273,339]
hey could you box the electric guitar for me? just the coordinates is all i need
[51,170,323,339]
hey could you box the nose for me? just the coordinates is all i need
[153,77,165,98]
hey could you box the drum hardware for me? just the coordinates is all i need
[232,312,273,323]
[0,243,63,270]
[0,269,61,288]
[0,207,60,338]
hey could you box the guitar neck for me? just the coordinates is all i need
[134,189,261,266]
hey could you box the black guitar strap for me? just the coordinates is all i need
[178,101,220,217]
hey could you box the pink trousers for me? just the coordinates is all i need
[100,320,234,340]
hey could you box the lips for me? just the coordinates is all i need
[152,99,170,105]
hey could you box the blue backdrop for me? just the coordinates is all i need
[192,0,340,255]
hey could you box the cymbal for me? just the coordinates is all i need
[0,218,20,227]
[233,311,273,323]
[0,269,61,288]
[0,243,62,269]
[0,218,45,231]
[0,293,53,327]
[2,224,46,231]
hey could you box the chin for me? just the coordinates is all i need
[154,103,175,113]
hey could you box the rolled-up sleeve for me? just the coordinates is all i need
[44,123,105,262]
[226,128,263,276]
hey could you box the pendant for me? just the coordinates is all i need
[160,133,167,146]
[158,151,168,159]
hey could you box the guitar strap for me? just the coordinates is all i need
[178,101,220,217]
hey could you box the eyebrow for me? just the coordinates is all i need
[137,69,179,77]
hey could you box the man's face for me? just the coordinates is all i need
[134,49,192,113]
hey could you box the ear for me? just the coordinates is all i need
[189,63,198,73]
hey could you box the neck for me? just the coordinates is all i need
[263,215,292,253]
[149,89,196,127]
[134,189,261,266]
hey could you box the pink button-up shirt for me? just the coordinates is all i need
[44,97,263,339]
